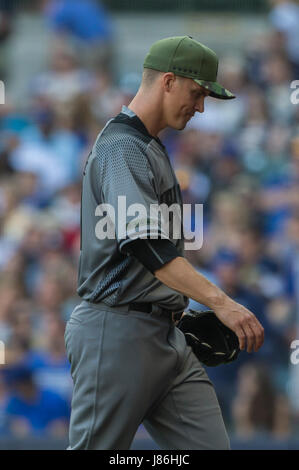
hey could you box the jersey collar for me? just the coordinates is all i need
[120,105,165,149]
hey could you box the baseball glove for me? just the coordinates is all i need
[176,309,240,367]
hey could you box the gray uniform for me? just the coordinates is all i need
[65,106,230,450]
[77,105,187,314]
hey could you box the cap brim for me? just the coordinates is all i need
[193,79,235,100]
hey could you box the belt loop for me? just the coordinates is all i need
[151,304,162,316]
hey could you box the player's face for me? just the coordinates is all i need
[165,76,210,130]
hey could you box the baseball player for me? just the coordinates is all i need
[64,36,264,450]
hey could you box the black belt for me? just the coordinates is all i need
[129,302,172,317]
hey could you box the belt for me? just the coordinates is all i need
[81,299,174,320]
[129,302,173,318]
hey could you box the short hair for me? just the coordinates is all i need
[141,68,185,90]
[141,68,163,88]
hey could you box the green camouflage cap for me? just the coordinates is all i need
[143,36,235,100]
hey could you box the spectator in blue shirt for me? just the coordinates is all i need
[45,0,113,43]
[2,364,70,437]
[44,0,114,71]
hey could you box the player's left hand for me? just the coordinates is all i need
[213,299,264,353]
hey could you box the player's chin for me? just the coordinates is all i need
[171,120,188,131]
[179,122,188,130]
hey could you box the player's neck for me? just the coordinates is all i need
[128,92,166,138]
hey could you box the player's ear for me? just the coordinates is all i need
[163,73,176,92]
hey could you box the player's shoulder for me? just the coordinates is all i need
[94,112,150,155]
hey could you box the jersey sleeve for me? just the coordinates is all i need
[123,238,181,274]
[96,135,171,253]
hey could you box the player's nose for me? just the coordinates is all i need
[195,96,205,113]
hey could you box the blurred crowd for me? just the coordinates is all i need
[0,0,299,446]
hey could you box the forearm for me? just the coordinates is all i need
[154,256,264,353]
[154,256,231,310]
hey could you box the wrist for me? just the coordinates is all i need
[206,292,230,311]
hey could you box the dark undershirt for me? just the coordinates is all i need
[123,238,180,274]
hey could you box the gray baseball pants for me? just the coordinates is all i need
[64,300,230,450]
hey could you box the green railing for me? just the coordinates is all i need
[4,0,269,14]
[102,0,269,13]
